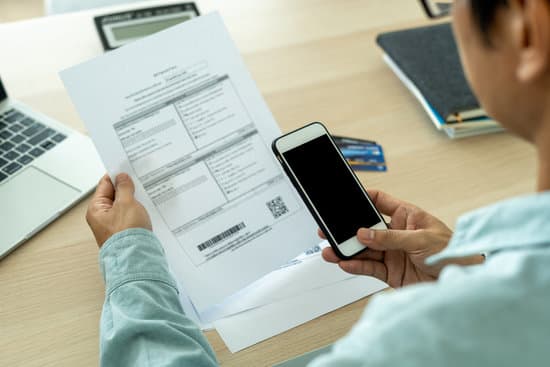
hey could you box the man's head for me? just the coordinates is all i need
[452,0,550,142]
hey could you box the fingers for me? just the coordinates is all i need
[339,260,387,281]
[87,175,114,223]
[322,246,384,263]
[366,189,409,217]
[388,205,408,230]
[92,174,115,204]
[353,248,385,261]
[317,228,326,239]
[322,247,340,263]
[114,173,135,203]
[357,227,419,252]
[86,174,114,243]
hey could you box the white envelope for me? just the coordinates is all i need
[214,275,388,352]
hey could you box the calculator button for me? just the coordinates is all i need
[0,172,7,182]
[0,157,7,168]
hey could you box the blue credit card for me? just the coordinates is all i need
[333,136,387,172]
[349,162,387,172]
[340,147,385,163]
[340,144,386,163]
[332,135,377,146]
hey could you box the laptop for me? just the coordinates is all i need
[0,76,104,258]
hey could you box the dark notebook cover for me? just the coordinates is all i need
[376,23,480,121]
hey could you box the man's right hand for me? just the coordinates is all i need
[321,190,483,288]
[86,173,152,248]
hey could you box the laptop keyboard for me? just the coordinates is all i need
[0,108,66,183]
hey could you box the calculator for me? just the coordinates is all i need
[94,3,200,51]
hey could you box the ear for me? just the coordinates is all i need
[514,0,550,82]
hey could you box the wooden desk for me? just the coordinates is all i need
[0,1,537,366]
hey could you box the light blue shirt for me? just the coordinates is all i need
[99,192,550,366]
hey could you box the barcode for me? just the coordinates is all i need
[197,222,246,252]
[266,196,289,219]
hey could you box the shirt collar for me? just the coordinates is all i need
[427,191,550,265]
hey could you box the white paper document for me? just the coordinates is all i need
[61,13,318,311]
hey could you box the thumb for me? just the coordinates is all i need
[357,227,420,252]
[114,173,135,203]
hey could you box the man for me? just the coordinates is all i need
[86,0,550,365]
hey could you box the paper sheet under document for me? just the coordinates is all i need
[61,13,318,311]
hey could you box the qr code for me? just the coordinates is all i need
[266,196,289,219]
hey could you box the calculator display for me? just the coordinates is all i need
[94,3,200,51]
[111,15,193,41]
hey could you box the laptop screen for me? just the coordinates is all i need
[0,77,7,102]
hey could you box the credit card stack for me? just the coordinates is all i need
[333,136,387,172]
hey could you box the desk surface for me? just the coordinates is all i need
[0,1,537,366]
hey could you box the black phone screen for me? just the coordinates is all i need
[282,134,381,243]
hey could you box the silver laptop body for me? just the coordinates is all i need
[0,76,104,258]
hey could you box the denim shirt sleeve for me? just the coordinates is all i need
[98,228,218,367]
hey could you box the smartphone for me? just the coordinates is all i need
[272,122,387,259]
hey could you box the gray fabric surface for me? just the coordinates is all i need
[376,23,479,121]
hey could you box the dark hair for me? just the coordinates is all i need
[470,0,509,41]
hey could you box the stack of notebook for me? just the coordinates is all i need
[376,23,504,139]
